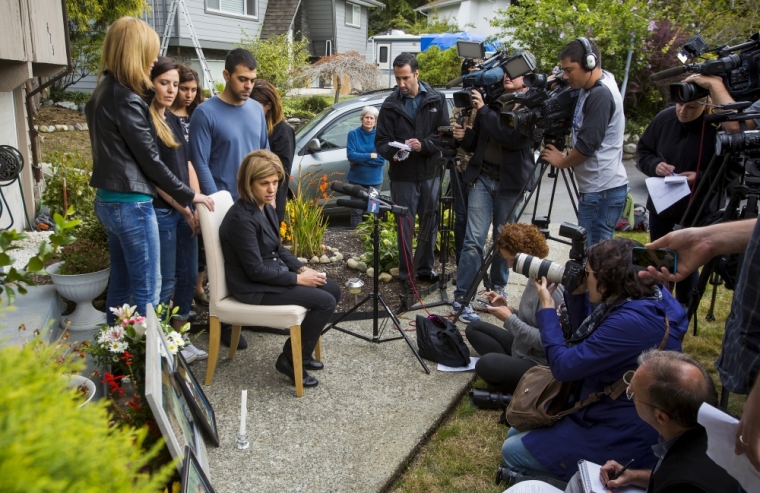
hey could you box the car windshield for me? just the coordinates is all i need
[295,107,336,139]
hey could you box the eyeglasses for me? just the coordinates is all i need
[585,267,595,277]
[624,370,660,410]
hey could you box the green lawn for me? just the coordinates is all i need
[390,230,745,493]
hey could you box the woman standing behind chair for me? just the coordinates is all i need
[250,80,294,225]
[170,65,210,307]
[346,106,386,227]
[87,17,212,323]
[220,150,341,388]
[149,57,209,363]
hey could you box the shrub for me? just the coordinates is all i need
[49,88,91,105]
[416,46,462,86]
[355,213,403,272]
[56,238,110,275]
[300,95,331,114]
[0,336,173,492]
[42,152,107,251]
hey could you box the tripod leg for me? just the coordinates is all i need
[377,293,430,373]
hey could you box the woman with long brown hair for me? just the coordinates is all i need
[250,79,294,225]
[87,17,213,324]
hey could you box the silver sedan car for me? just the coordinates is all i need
[289,88,456,214]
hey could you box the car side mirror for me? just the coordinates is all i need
[307,138,322,153]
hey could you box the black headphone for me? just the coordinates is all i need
[576,37,597,71]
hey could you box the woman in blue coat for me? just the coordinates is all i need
[346,106,386,227]
[501,238,687,483]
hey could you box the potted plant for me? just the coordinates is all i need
[47,214,111,331]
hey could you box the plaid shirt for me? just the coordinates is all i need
[716,218,760,394]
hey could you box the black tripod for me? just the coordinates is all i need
[397,154,465,313]
[453,157,580,323]
[322,204,430,374]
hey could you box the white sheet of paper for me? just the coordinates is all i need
[501,480,563,493]
[664,175,688,184]
[437,357,478,372]
[388,141,412,151]
[579,460,644,493]
[645,176,691,214]
[698,403,760,492]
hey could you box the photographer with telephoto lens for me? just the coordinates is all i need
[450,50,538,323]
[466,224,564,403]
[500,238,687,483]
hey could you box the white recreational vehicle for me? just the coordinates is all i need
[367,30,424,87]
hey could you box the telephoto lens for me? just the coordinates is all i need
[469,389,513,409]
[512,253,565,284]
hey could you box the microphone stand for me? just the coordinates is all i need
[322,200,429,374]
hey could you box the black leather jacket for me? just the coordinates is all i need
[86,75,194,206]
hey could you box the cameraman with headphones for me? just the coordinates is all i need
[540,38,629,246]
[451,52,537,323]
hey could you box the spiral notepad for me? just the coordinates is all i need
[578,460,645,493]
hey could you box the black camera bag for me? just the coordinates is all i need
[415,314,470,367]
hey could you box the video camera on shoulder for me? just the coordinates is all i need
[650,33,760,103]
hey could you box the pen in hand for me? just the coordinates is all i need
[611,458,635,481]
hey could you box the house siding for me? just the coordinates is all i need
[304,0,334,56]
[179,0,267,45]
[335,1,367,55]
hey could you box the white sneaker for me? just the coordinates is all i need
[451,300,481,323]
[183,344,208,361]
[180,348,198,363]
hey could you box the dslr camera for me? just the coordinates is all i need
[650,33,760,103]
[512,223,588,293]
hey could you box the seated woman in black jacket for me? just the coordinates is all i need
[219,150,341,388]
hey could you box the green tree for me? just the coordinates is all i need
[369,0,428,36]
[416,46,462,85]
[238,32,312,96]
[54,0,149,91]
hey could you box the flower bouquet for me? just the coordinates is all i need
[85,303,190,432]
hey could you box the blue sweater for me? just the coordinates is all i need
[188,97,269,201]
[346,126,385,186]
[520,288,687,482]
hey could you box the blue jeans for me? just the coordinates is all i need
[577,184,627,247]
[454,175,521,299]
[95,200,161,325]
[502,427,558,478]
[155,207,198,320]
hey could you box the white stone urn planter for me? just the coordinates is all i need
[64,374,97,407]
[47,261,110,331]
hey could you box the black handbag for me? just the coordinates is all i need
[415,314,470,367]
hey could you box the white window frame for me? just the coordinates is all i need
[345,2,361,28]
[206,0,258,20]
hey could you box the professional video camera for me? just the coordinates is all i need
[501,75,578,148]
[446,41,537,107]
[511,223,587,292]
[703,102,760,158]
[649,33,760,103]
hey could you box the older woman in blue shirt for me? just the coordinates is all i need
[346,106,386,227]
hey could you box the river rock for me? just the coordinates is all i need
[47,125,56,133]
[356,262,368,272]
[55,124,67,132]
[366,267,374,278]
[623,143,637,154]
[389,267,400,277]
[309,256,320,264]
[38,126,47,133]
[319,255,331,263]
[631,134,640,144]
[333,252,343,261]
[378,272,392,282]
[347,258,359,269]
[67,125,75,131]
[297,257,308,264]
[73,123,84,131]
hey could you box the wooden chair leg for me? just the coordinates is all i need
[290,325,303,397]
[229,324,242,359]
[314,337,322,362]
[204,316,221,385]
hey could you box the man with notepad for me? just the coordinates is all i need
[565,350,739,493]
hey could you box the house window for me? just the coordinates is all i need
[379,46,388,64]
[345,2,361,27]
[207,0,257,18]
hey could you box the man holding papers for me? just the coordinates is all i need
[636,97,722,305]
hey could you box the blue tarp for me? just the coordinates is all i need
[420,32,498,53]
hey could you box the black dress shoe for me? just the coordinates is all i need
[188,310,197,323]
[220,325,248,349]
[275,353,318,387]
[303,357,324,370]
[416,272,440,283]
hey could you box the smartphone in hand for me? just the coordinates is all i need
[632,246,677,273]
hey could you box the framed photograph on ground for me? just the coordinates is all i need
[175,352,220,447]
[181,445,216,493]
[145,306,197,472]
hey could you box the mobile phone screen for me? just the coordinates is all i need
[631,247,677,272]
